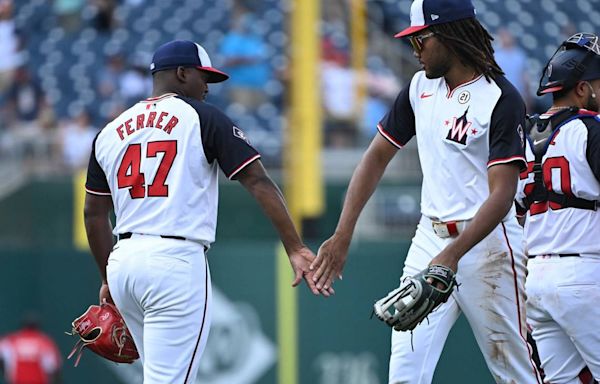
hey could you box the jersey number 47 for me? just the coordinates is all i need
[117,141,177,199]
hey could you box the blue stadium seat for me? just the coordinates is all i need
[15,0,597,157]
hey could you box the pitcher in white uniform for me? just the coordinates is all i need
[83,40,332,384]
[516,32,600,384]
[311,0,541,383]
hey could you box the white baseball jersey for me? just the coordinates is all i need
[516,110,600,256]
[85,93,260,244]
[379,72,541,383]
[378,71,526,221]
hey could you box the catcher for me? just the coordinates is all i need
[67,302,138,367]
[516,32,600,384]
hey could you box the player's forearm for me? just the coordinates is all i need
[335,145,391,238]
[445,191,514,257]
[238,161,305,253]
[245,176,305,253]
[444,165,519,260]
[84,213,114,282]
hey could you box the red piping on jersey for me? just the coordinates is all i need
[501,222,542,384]
[446,74,483,98]
[143,93,177,103]
[542,108,598,119]
[377,123,404,149]
[577,108,599,116]
[227,154,261,180]
[184,255,209,384]
[85,187,112,196]
[487,156,526,168]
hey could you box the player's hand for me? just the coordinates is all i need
[99,281,113,304]
[428,252,458,289]
[310,234,349,292]
[289,246,335,297]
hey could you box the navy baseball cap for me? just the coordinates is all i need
[150,40,229,83]
[395,0,476,38]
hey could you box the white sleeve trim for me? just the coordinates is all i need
[85,188,112,196]
[377,124,404,149]
[228,154,261,179]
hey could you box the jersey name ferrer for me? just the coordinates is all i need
[115,110,180,140]
[378,71,526,221]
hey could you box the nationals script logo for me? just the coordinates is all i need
[445,108,472,145]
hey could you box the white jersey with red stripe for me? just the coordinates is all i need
[85,93,260,244]
[516,110,600,256]
[519,110,600,382]
[378,71,526,222]
[379,72,541,383]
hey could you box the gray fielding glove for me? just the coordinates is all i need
[373,264,457,332]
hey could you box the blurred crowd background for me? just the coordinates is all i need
[0,0,597,383]
[1,0,590,179]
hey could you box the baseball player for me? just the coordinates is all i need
[0,313,62,384]
[516,32,600,384]
[83,40,331,384]
[311,0,542,383]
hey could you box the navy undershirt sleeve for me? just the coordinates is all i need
[377,81,416,147]
[180,97,260,179]
[85,133,111,193]
[488,76,527,170]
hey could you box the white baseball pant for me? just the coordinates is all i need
[107,234,212,384]
[526,255,600,384]
[388,215,541,384]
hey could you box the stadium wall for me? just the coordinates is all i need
[0,178,492,384]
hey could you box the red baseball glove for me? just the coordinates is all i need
[67,302,139,366]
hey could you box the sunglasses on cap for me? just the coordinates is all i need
[409,32,435,53]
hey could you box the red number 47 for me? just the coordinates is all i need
[117,141,177,198]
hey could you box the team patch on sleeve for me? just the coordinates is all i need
[181,96,261,178]
[232,126,251,144]
[517,123,525,148]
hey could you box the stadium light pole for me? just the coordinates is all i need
[351,0,367,125]
[281,0,323,383]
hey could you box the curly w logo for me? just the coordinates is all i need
[446,108,472,145]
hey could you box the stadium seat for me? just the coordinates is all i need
[12,0,596,159]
